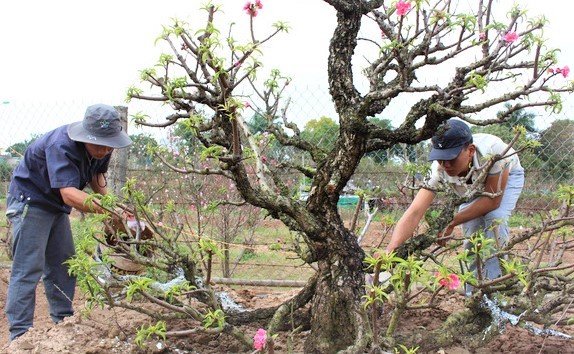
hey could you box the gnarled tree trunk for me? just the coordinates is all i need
[305,227,367,352]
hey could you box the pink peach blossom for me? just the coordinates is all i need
[503,31,519,43]
[561,65,570,78]
[435,272,460,291]
[253,328,267,350]
[243,1,262,17]
[396,0,412,16]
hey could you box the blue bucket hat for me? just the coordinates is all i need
[428,119,473,161]
[67,104,132,148]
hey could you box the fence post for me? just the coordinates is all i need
[108,106,129,196]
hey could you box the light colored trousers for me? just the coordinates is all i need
[459,167,524,294]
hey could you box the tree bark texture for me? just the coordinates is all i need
[301,4,372,352]
[304,225,368,353]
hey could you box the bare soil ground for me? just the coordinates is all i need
[0,273,311,354]
[0,214,572,353]
[0,268,572,354]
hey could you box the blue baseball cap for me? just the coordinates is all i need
[428,119,473,161]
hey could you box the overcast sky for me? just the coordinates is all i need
[2,1,572,100]
[0,0,336,103]
[1,0,573,147]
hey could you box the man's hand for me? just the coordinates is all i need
[104,211,154,242]
[437,223,455,246]
[112,204,134,220]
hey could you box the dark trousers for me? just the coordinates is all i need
[5,194,76,340]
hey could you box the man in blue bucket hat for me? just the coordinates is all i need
[385,119,524,294]
[5,104,132,340]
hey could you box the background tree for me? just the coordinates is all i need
[247,112,272,134]
[6,135,39,157]
[366,117,395,164]
[128,133,159,168]
[471,104,541,174]
[117,1,573,352]
[300,116,340,151]
[471,103,538,140]
[538,119,574,182]
[0,159,13,183]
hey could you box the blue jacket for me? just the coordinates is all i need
[9,125,110,213]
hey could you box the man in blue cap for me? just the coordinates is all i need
[385,119,524,293]
[4,104,132,340]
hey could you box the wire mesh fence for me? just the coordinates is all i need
[1,89,573,282]
[2,89,572,210]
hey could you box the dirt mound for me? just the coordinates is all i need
[0,262,572,353]
[0,269,307,353]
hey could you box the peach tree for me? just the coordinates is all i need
[69,0,574,352]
